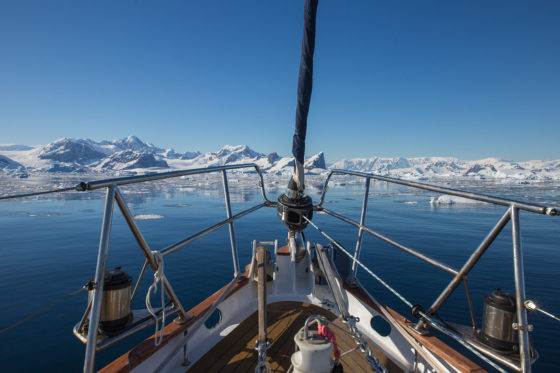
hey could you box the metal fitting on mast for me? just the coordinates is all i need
[277,176,313,232]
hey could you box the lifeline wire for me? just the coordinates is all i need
[0,286,86,334]
[525,300,560,322]
[303,216,509,373]
[304,216,412,308]
[0,186,77,201]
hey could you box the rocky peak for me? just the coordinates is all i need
[38,138,105,163]
[305,152,326,169]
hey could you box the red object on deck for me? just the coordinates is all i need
[318,324,341,359]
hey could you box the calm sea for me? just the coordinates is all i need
[0,174,558,372]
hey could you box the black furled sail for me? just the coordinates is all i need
[277,0,318,233]
[292,0,318,193]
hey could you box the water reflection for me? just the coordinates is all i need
[2,173,558,209]
[0,172,558,371]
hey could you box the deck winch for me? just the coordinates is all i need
[88,267,132,335]
[478,288,518,353]
[277,177,313,232]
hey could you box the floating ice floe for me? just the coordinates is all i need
[163,203,191,208]
[430,195,482,206]
[9,211,70,217]
[134,214,165,220]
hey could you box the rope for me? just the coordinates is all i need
[146,251,166,346]
[0,186,77,201]
[255,360,271,373]
[318,324,341,359]
[304,216,509,373]
[0,286,86,334]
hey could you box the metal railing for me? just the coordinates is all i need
[314,169,558,373]
[77,164,274,373]
[3,165,557,373]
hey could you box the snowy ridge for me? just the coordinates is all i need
[1,136,559,181]
[331,156,560,181]
[0,155,24,169]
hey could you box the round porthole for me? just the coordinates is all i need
[204,309,222,329]
[370,315,391,337]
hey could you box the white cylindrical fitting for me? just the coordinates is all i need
[291,328,333,373]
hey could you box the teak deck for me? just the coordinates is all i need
[187,301,403,373]
[102,277,484,373]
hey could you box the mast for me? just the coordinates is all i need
[292,0,318,193]
[277,0,318,235]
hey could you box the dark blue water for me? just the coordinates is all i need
[0,175,558,371]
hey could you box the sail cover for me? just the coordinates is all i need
[292,0,318,183]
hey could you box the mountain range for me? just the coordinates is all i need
[1,136,559,181]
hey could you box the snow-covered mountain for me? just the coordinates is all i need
[39,138,107,163]
[330,156,560,181]
[0,136,170,174]
[106,136,164,154]
[0,155,24,169]
[96,150,169,170]
[305,152,326,171]
[0,137,318,175]
[1,136,559,181]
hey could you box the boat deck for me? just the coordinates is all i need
[187,301,403,372]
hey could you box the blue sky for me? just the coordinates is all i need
[0,1,558,162]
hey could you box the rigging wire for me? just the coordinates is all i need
[525,300,560,322]
[303,216,509,373]
[0,186,77,201]
[0,286,87,334]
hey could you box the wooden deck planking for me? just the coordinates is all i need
[187,302,403,373]
[101,275,483,373]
